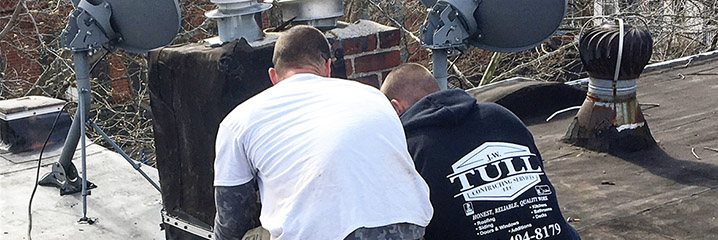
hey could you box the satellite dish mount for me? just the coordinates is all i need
[39,0,180,223]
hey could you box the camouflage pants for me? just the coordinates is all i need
[344,223,425,240]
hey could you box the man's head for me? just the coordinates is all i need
[380,63,440,115]
[269,25,332,84]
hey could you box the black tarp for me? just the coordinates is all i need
[148,39,275,239]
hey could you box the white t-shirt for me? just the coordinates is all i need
[214,73,433,240]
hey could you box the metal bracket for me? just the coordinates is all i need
[420,2,471,50]
[161,210,214,239]
[38,161,97,195]
[62,0,116,51]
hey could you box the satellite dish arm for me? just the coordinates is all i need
[77,0,117,40]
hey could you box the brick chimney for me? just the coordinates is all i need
[327,20,402,88]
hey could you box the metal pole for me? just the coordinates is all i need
[57,110,81,175]
[73,51,92,221]
[432,49,449,90]
[89,121,162,192]
[56,50,93,182]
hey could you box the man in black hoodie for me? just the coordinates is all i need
[381,63,580,240]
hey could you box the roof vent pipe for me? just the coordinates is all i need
[563,22,656,153]
[205,0,271,43]
[267,0,344,30]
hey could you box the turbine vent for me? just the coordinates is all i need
[579,24,653,81]
[563,23,656,153]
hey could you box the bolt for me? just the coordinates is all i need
[455,37,460,42]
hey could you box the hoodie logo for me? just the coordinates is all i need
[447,142,543,201]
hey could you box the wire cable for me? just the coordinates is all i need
[27,101,75,240]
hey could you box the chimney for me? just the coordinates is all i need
[564,23,656,152]
[205,0,272,43]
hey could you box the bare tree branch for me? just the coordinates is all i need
[0,0,24,40]
[489,42,578,83]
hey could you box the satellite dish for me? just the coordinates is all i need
[105,0,181,52]
[470,0,566,52]
[42,0,179,209]
[420,0,567,89]
[68,0,181,53]
[421,0,566,52]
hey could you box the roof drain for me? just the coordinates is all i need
[563,21,656,153]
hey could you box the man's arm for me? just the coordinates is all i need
[213,180,261,240]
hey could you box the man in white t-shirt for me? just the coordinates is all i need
[213,25,433,240]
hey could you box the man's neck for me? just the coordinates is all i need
[276,68,325,83]
[284,69,322,77]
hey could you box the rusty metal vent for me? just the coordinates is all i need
[563,22,656,153]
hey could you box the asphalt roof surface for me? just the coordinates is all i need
[522,52,718,239]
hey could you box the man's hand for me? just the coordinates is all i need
[213,180,261,240]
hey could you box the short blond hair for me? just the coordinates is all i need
[381,63,439,106]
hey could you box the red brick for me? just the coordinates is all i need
[0,1,18,12]
[108,56,126,80]
[345,59,354,76]
[354,50,401,73]
[1,41,43,90]
[107,55,133,102]
[353,74,380,89]
[261,13,269,29]
[111,78,131,103]
[336,35,377,56]
[379,29,401,49]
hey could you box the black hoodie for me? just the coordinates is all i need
[401,89,580,240]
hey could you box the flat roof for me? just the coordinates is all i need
[0,143,164,239]
[2,50,716,240]
[526,51,718,238]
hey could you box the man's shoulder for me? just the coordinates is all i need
[221,90,271,128]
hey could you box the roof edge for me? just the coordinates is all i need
[565,50,718,87]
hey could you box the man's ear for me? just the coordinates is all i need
[269,67,280,85]
[321,59,332,77]
[390,99,407,115]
